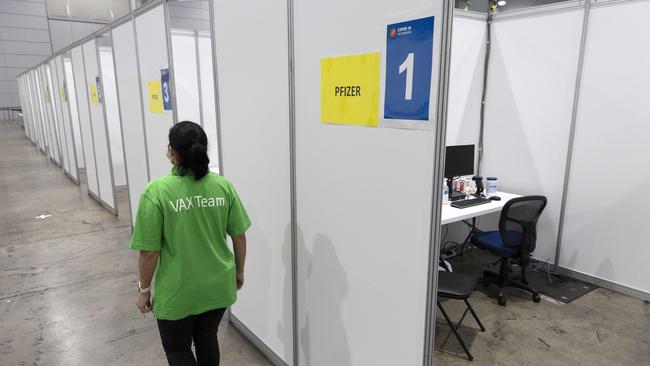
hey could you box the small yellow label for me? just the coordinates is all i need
[320,52,380,127]
[148,80,163,113]
[60,86,67,102]
[90,83,99,106]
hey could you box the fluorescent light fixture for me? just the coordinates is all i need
[497,0,507,5]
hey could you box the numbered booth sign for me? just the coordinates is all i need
[161,68,172,111]
[384,16,434,121]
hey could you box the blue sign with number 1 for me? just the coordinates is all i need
[161,68,172,111]
[384,16,434,121]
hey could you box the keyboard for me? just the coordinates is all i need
[450,197,491,209]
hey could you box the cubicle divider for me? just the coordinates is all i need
[82,38,118,214]
[214,0,453,364]
[292,0,450,365]
[98,41,128,189]
[39,65,63,167]
[49,56,75,183]
[481,4,585,264]
[52,55,81,183]
[135,4,174,180]
[63,56,86,170]
[112,18,149,226]
[212,0,292,363]
[45,64,65,168]
[35,67,54,159]
[558,0,650,298]
[443,11,488,244]
[71,44,101,201]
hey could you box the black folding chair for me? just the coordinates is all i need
[437,271,485,361]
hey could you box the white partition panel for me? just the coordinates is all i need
[35,67,55,159]
[28,72,45,152]
[71,45,100,198]
[99,46,127,187]
[54,55,80,182]
[49,57,73,178]
[26,74,39,146]
[294,0,443,364]
[46,64,65,167]
[112,20,149,226]
[446,14,486,149]
[40,65,61,165]
[444,13,487,244]
[560,1,650,296]
[213,0,292,362]
[65,57,86,169]
[171,31,201,124]
[482,9,584,263]
[83,38,117,212]
[135,5,174,179]
[198,34,218,172]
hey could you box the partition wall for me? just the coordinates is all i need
[16,1,650,366]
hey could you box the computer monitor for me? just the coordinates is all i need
[444,144,475,179]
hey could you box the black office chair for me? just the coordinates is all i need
[470,195,547,306]
[437,271,485,361]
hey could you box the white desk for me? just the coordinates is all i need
[441,192,521,225]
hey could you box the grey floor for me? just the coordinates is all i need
[2,121,649,366]
[0,123,271,366]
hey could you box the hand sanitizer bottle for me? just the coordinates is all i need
[442,178,449,204]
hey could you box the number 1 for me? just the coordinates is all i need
[399,53,414,100]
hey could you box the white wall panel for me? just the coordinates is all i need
[482,10,583,263]
[36,66,57,161]
[112,20,149,226]
[45,64,64,166]
[71,45,100,197]
[64,57,85,169]
[99,47,127,187]
[444,14,487,244]
[83,38,116,211]
[53,55,80,182]
[294,1,444,364]
[560,1,650,295]
[197,35,218,172]
[49,57,72,176]
[213,0,292,362]
[135,5,174,179]
[171,32,201,124]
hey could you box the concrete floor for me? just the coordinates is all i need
[2,122,649,366]
[0,123,271,366]
[434,251,650,365]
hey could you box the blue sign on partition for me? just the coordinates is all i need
[161,68,172,111]
[95,76,103,103]
[384,16,434,121]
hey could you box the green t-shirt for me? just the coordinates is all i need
[130,168,251,320]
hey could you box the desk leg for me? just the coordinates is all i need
[460,217,478,256]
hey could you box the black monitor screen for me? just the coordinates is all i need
[444,144,475,178]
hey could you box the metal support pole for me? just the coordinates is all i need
[554,0,592,271]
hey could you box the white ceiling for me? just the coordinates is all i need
[46,0,131,22]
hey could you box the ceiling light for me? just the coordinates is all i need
[497,0,507,6]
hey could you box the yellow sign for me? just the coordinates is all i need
[148,80,163,113]
[90,83,99,106]
[60,86,67,102]
[320,52,380,127]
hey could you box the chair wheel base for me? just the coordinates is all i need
[497,294,507,306]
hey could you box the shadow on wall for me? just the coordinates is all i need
[299,232,351,366]
[278,224,293,362]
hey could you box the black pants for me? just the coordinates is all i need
[157,308,227,366]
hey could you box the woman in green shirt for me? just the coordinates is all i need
[130,121,250,366]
